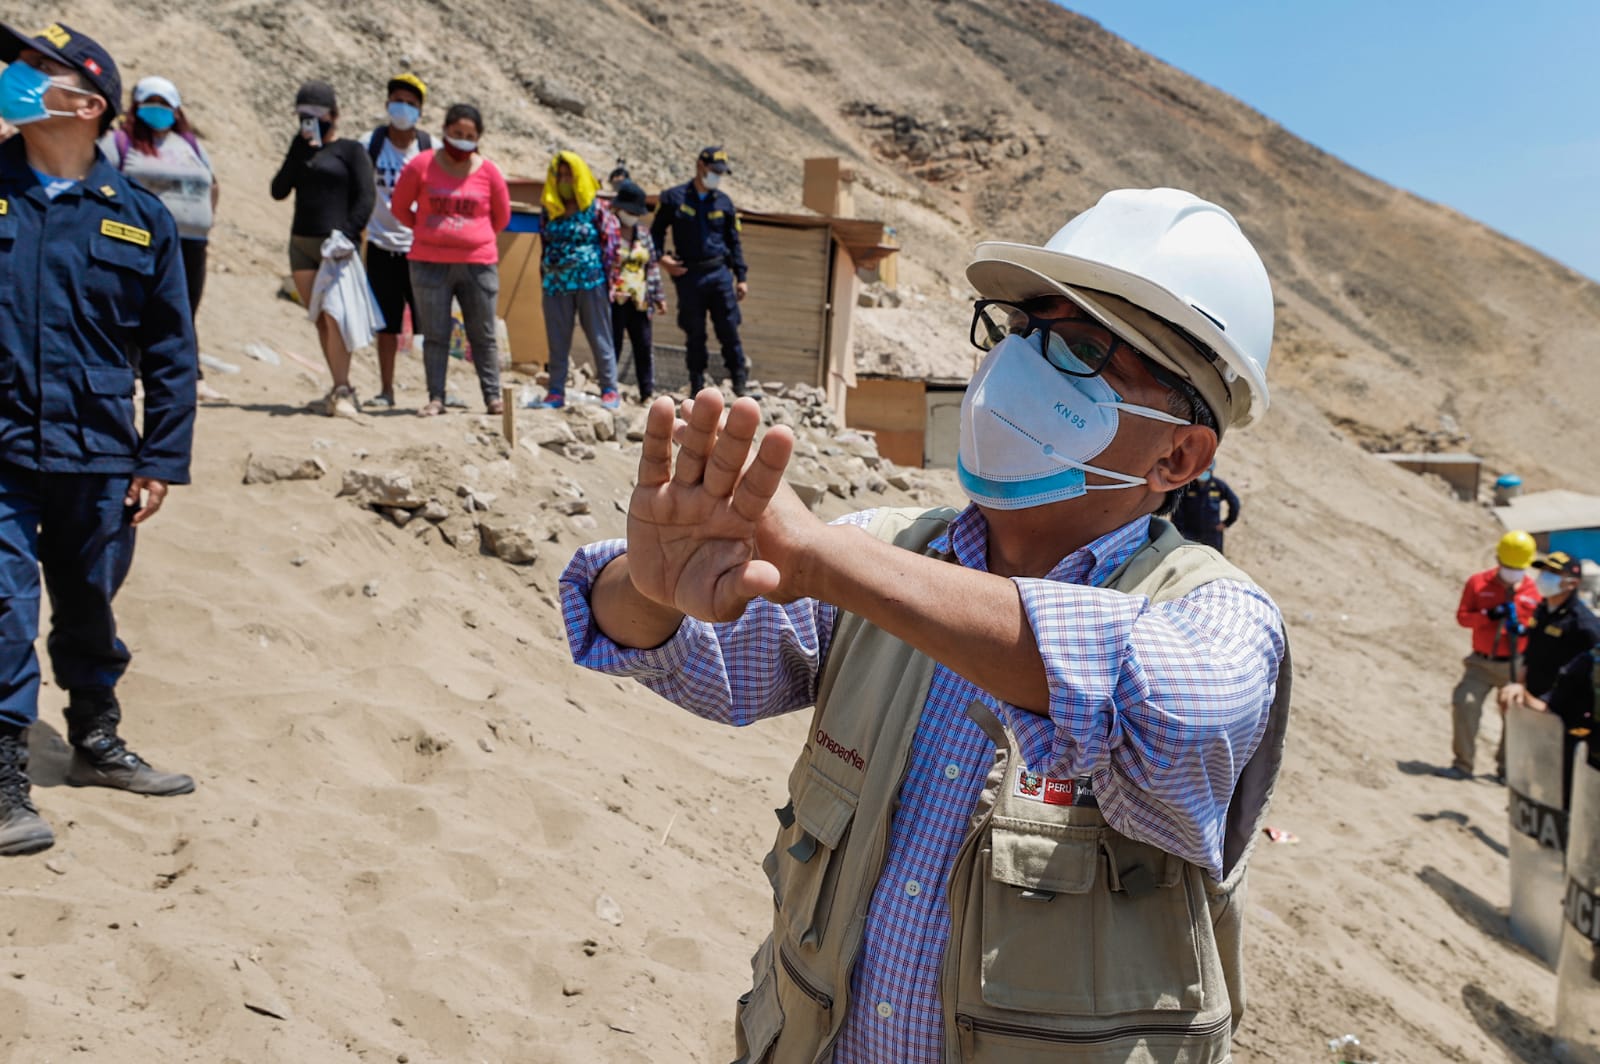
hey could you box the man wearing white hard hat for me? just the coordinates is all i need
[562,188,1290,1061]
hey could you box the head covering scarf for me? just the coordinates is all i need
[542,150,599,220]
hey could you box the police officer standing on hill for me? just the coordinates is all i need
[0,22,197,858]
[1499,551,1600,710]
[651,146,751,396]
[1172,462,1240,553]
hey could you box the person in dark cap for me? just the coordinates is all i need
[607,160,629,193]
[269,79,375,418]
[1171,463,1240,553]
[651,146,751,395]
[609,179,667,401]
[0,21,198,857]
[1499,550,1600,716]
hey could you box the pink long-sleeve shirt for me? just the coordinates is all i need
[390,151,511,265]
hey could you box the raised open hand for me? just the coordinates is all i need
[627,389,796,622]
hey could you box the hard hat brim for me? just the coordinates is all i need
[967,241,1269,428]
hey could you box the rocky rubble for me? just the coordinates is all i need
[241,385,945,570]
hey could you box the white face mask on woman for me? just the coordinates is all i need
[616,211,640,227]
[957,332,1189,509]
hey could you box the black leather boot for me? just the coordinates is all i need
[0,726,54,856]
[64,689,194,796]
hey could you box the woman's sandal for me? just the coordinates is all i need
[417,399,446,417]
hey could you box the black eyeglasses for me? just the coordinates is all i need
[969,299,1133,378]
[969,298,1218,431]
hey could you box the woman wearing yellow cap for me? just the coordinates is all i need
[537,151,621,410]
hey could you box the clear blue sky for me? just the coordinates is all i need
[1061,2,1600,281]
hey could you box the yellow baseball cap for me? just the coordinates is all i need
[387,73,427,102]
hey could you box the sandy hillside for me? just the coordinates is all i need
[2,0,1597,1061]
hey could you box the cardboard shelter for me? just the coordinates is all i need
[845,375,969,470]
[494,161,897,411]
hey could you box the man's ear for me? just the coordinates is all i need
[1147,424,1218,493]
[77,93,107,125]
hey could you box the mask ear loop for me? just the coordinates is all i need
[1096,400,1191,427]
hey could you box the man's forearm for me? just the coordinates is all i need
[592,554,687,649]
[803,523,1050,713]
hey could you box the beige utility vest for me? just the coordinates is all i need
[733,509,1292,1064]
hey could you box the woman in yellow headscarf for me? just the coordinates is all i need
[538,151,621,408]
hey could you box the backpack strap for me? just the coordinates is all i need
[367,125,389,169]
[112,127,130,169]
[417,130,432,151]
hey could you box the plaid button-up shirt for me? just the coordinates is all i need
[561,507,1285,1062]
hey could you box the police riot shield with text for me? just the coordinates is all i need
[1554,741,1599,1063]
[1505,703,1570,968]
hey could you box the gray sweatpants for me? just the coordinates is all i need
[409,261,502,405]
[543,284,618,396]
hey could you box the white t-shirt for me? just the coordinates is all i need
[100,130,214,239]
[360,128,423,254]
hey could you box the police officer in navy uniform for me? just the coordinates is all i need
[0,22,197,858]
[651,146,751,395]
[1172,463,1241,553]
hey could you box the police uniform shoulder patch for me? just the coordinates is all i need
[708,209,725,219]
[678,204,696,216]
[101,219,152,247]
[99,185,116,198]
[0,198,7,215]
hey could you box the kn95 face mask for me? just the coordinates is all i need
[957,332,1190,510]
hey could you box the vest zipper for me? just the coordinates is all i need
[955,1011,1231,1047]
[779,944,834,1011]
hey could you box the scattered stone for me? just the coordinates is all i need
[339,469,426,509]
[460,463,481,483]
[420,500,450,523]
[549,499,590,516]
[387,508,414,529]
[581,938,599,956]
[436,515,477,550]
[242,342,281,365]
[462,610,480,629]
[790,480,827,510]
[865,474,889,494]
[43,859,65,876]
[595,894,624,927]
[243,453,328,485]
[523,422,578,453]
[886,471,914,491]
[467,491,498,512]
[534,77,588,116]
[562,980,584,997]
[291,555,308,567]
[570,515,598,531]
[478,519,541,565]
[561,442,597,462]
[477,737,494,754]
[362,581,380,598]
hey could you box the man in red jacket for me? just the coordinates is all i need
[1447,530,1541,781]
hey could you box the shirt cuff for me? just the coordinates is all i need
[559,539,707,679]
[998,577,1146,777]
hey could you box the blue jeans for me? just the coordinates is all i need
[0,465,136,729]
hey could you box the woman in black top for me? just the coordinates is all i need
[270,80,375,417]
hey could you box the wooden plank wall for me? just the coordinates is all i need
[739,224,831,386]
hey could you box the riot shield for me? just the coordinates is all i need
[1505,703,1570,968]
[1554,741,1599,1063]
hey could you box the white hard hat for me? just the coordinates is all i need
[967,188,1274,430]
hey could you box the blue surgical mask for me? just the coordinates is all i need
[1198,471,1212,482]
[137,104,175,131]
[0,61,91,126]
[387,101,420,131]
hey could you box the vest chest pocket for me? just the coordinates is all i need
[762,763,858,950]
[979,817,1206,1017]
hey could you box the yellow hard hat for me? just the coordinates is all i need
[387,73,427,103]
[1496,530,1536,569]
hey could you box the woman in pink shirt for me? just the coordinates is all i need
[390,103,511,416]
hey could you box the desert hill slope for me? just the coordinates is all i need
[0,1,1592,1061]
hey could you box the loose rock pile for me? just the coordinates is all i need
[241,385,947,570]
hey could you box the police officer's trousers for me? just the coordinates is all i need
[1452,652,1511,776]
[674,266,745,385]
[0,465,135,730]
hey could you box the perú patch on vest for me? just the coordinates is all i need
[1014,770,1075,806]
